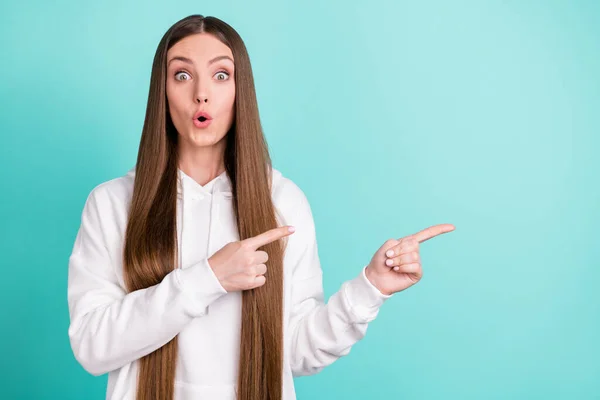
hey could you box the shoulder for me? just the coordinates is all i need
[83,167,135,215]
[271,167,312,216]
[88,166,135,204]
[78,166,136,245]
[270,167,316,243]
[270,168,320,279]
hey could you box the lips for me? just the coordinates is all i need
[192,111,213,129]
[193,111,213,122]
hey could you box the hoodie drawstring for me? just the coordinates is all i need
[178,172,232,270]
[179,175,186,270]
[206,185,215,259]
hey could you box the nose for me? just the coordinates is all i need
[195,80,209,104]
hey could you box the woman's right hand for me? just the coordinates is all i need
[207,225,296,292]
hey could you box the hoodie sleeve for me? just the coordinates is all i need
[286,184,393,377]
[67,185,228,376]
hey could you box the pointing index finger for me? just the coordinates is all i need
[244,226,296,249]
[413,224,455,243]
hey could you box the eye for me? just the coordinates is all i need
[174,71,191,81]
[215,70,230,81]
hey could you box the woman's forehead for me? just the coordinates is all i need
[167,33,233,63]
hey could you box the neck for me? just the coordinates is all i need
[178,140,226,186]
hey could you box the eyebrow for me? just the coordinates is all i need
[167,55,234,67]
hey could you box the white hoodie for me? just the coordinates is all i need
[67,165,392,400]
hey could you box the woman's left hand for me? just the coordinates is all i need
[365,224,456,296]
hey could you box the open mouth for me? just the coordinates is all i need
[193,111,212,127]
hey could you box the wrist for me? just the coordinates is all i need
[365,265,391,296]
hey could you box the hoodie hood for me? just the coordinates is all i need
[125,164,282,283]
[176,168,232,200]
[125,165,282,200]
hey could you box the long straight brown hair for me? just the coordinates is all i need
[122,15,284,400]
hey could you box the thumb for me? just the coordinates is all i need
[370,238,400,271]
[380,238,400,256]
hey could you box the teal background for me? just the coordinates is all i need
[1,0,598,399]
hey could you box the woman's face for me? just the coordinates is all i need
[166,33,235,149]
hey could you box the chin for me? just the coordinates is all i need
[186,130,224,147]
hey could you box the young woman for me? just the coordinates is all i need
[67,14,455,400]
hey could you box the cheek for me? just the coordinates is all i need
[228,84,236,105]
[166,84,186,118]
[222,85,236,114]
